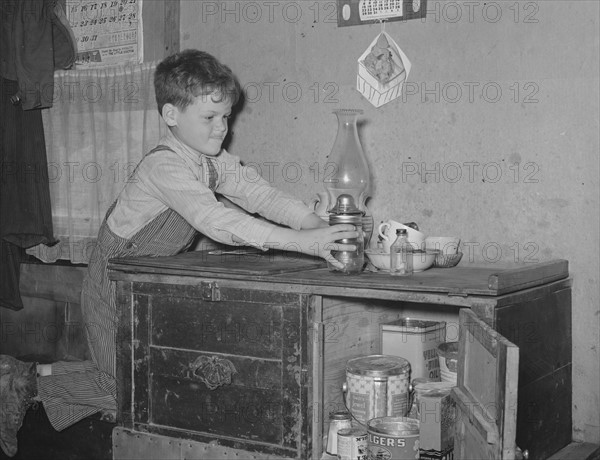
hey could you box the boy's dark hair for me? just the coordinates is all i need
[154,49,241,115]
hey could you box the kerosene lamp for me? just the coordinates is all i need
[324,109,372,274]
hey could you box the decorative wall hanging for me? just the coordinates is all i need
[356,30,411,108]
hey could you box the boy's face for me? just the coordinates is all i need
[166,93,232,156]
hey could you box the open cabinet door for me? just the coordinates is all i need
[452,309,520,460]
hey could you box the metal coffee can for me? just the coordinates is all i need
[367,416,420,460]
[326,411,352,455]
[337,427,368,460]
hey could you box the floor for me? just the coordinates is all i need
[3,402,599,460]
[0,405,114,460]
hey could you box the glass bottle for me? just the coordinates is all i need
[390,228,414,276]
[328,194,365,275]
[324,109,373,247]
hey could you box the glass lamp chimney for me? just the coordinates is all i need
[324,109,371,216]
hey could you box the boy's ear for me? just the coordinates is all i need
[161,103,178,127]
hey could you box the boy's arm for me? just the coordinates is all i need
[138,153,346,259]
[215,152,314,231]
[134,153,276,247]
[263,224,358,269]
[229,221,357,268]
[300,212,329,229]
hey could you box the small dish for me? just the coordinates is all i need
[433,252,463,268]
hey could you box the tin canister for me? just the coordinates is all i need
[337,427,368,460]
[418,388,456,460]
[345,355,411,425]
[367,416,420,460]
[381,318,446,381]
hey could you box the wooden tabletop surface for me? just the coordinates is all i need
[108,250,569,297]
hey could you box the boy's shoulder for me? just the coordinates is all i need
[147,144,177,156]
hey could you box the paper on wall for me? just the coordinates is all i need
[356,31,411,108]
[66,0,143,68]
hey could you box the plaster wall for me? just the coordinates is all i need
[180,0,600,444]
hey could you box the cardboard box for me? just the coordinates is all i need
[418,389,456,460]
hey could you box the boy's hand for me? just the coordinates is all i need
[300,212,329,229]
[265,224,360,269]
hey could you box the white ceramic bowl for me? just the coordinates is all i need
[365,249,439,273]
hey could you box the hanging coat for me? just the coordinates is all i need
[0,0,78,109]
[0,0,77,310]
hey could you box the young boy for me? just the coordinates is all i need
[0,49,358,457]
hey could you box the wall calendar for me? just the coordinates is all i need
[337,0,427,27]
[66,0,143,68]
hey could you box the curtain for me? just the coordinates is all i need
[26,62,168,264]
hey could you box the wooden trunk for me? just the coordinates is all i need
[116,282,312,458]
[109,251,572,460]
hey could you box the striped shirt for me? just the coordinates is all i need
[107,130,313,249]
